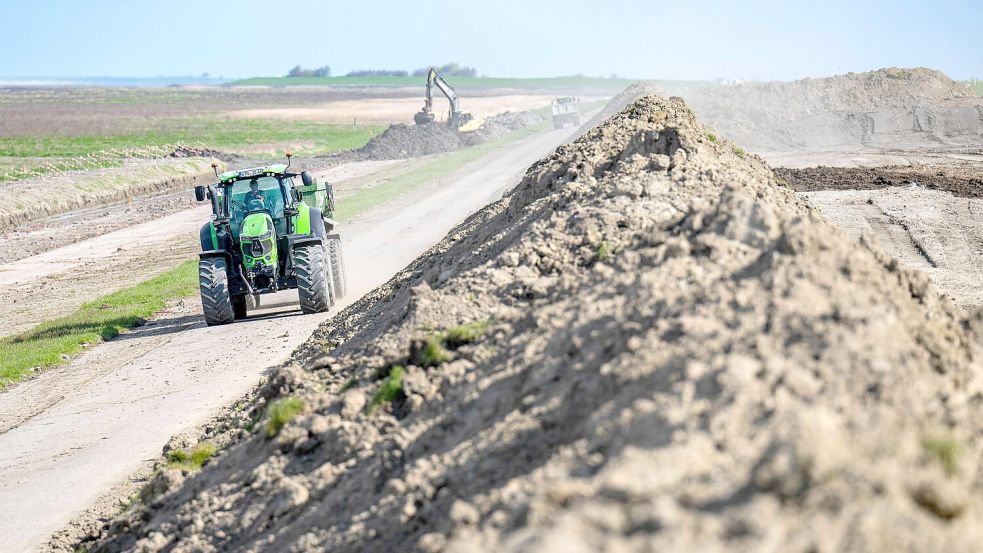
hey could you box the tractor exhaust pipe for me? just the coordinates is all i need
[285,151,292,169]
[211,162,219,178]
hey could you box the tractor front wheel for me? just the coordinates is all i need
[199,257,235,326]
[295,245,332,314]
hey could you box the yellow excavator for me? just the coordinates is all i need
[414,68,480,131]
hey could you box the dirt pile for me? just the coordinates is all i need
[688,67,983,152]
[357,111,543,160]
[776,164,983,198]
[580,82,665,132]
[87,96,983,552]
[167,146,239,163]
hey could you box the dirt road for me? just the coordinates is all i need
[0,124,578,553]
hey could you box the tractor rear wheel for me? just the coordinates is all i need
[295,245,332,314]
[328,236,347,299]
[199,257,235,326]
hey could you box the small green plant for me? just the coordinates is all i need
[706,132,717,143]
[444,320,491,348]
[597,240,615,262]
[265,396,306,437]
[340,377,358,392]
[166,442,218,471]
[733,146,747,158]
[419,335,451,367]
[922,434,962,476]
[368,365,405,413]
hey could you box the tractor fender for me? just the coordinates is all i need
[199,222,218,251]
[285,235,323,276]
[309,208,327,239]
[199,249,232,262]
[288,235,323,249]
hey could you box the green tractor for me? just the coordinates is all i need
[193,154,346,325]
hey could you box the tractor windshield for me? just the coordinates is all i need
[225,176,289,238]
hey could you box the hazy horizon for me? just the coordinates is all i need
[2,0,981,82]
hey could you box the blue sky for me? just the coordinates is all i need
[2,0,980,81]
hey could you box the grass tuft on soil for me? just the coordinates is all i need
[444,320,491,348]
[369,365,405,414]
[922,434,962,476]
[0,260,199,389]
[340,377,359,392]
[266,397,306,437]
[166,443,218,472]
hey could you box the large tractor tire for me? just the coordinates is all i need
[199,257,235,326]
[327,235,347,299]
[294,245,332,314]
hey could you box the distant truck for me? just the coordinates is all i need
[550,97,581,129]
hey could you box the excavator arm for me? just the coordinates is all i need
[414,68,473,129]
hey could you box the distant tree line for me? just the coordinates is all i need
[412,63,477,78]
[286,63,477,79]
[345,69,409,77]
[286,65,331,78]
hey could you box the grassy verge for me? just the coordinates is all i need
[0,260,199,389]
[336,124,545,221]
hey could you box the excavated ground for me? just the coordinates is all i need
[688,67,983,153]
[776,164,983,198]
[84,95,983,552]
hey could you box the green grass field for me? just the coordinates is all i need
[0,119,385,159]
[0,260,199,388]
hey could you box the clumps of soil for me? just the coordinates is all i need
[776,164,983,198]
[356,110,543,160]
[688,67,983,152]
[87,95,983,552]
[167,145,239,163]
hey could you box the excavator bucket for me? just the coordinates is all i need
[457,117,484,133]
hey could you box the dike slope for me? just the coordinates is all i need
[688,67,983,152]
[90,95,983,552]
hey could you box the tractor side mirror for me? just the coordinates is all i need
[301,170,314,187]
[194,185,206,202]
[326,183,336,211]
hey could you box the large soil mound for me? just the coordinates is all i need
[689,67,983,152]
[90,95,983,552]
[357,111,542,160]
